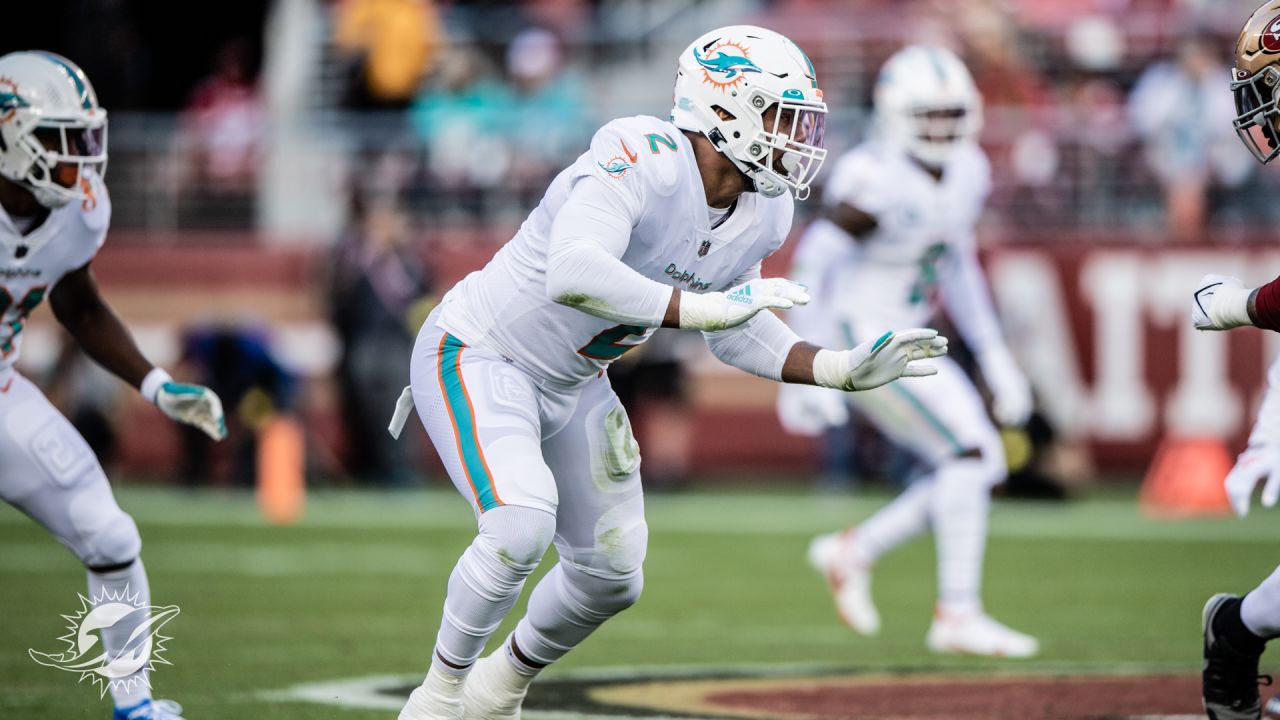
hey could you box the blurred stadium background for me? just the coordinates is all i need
[5,0,1280,717]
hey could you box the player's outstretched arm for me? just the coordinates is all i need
[50,263,227,440]
[545,176,809,331]
[1192,273,1280,332]
[781,330,949,391]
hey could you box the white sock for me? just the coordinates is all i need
[511,561,643,671]
[88,559,152,710]
[930,459,992,617]
[432,506,554,671]
[848,479,934,566]
[1243,565,1280,638]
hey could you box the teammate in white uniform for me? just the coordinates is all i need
[778,46,1038,658]
[1192,3,1280,717]
[0,52,225,720]
[389,27,950,720]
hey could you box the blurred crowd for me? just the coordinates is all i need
[18,0,1280,489]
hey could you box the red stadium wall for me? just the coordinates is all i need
[48,230,1280,481]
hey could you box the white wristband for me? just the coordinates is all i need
[1213,283,1255,329]
[141,367,173,404]
[677,290,725,330]
[811,349,847,390]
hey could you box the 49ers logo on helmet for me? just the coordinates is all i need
[1263,15,1280,53]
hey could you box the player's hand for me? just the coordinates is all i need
[679,278,810,331]
[156,382,228,441]
[1225,444,1280,517]
[1193,274,1254,331]
[978,346,1033,427]
[816,329,949,392]
[776,383,849,437]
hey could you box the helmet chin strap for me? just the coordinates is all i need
[705,127,787,198]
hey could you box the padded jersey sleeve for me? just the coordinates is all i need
[67,169,112,269]
[543,121,675,327]
[822,148,896,217]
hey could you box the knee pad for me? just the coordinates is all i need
[78,510,141,569]
[473,504,556,576]
[561,560,644,617]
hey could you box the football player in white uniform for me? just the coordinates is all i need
[0,52,225,720]
[388,27,949,720]
[1192,3,1280,717]
[778,46,1038,658]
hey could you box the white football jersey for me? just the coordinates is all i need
[794,141,990,343]
[0,170,110,383]
[438,115,793,385]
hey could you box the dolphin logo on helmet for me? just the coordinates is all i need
[694,42,763,87]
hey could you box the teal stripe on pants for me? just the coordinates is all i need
[439,333,501,511]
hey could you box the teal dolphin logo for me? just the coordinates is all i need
[0,78,30,124]
[598,158,633,178]
[694,43,762,83]
[0,92,28,110]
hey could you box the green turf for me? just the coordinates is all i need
[1,485,1276,718]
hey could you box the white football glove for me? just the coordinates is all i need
[679,278,810,332]
[978,346,1033,427]
[776,383,849,437]
[1192,273,1254,331]
[814,329,949,392]
[1225,444,1280,518]
[143,369,227,441]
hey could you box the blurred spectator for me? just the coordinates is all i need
[410,47,513,217]
[333,0,443,110]
[179,38,262,195]
[330,180,431,487]
[44,333,123,471]
[503,28,589,197]
[179,325,297,487]
[1127,33,1254,242]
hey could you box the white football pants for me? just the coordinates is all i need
[408,312,647,675]
[0,372,154,707]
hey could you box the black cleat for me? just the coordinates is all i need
[1204,593,1270,720]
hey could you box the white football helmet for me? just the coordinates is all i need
[0,51,107,208]
[671,26,828,200]
[874,45,982,167]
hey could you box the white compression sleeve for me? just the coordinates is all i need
[545,177,673,327]
[938,237,1005,356]
[703,310,803,382]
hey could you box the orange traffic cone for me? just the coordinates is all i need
[1139,436,1233,518]
[257,416,305,525]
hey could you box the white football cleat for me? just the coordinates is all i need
[400,664,466,720]
[807,530,880,636]
[926,609,1039,658]
[463,652,533,720]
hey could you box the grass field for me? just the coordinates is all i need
[1,484,1276,718]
